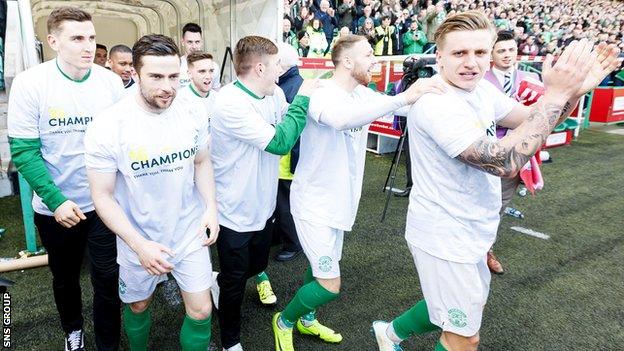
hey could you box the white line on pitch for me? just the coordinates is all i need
[510,226,550,240]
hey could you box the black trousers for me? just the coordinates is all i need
[273,179,301,252]
[216,218,274,348]
[35,211,120,351]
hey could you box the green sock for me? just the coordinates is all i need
[303,266,314,284]
[435,339,448,351]
[256,271,269,284]
[123,304,152,351]
[392,299,440,340]
[281,280,339,325]
[180,314,212,351]
[301,266,316,322]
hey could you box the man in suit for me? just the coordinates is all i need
[482,30,541,275]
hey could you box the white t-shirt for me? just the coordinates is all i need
[84,95,210,266]
[179,56,192,88]
[7,59,124,215]
[290,80,381,231]
[405,75,518,264]
[210,81,287,232]
[176,83,216,131]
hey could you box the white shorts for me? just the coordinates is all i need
[294,216,344,279]
[409,244,491,337]
[118,246,214,304]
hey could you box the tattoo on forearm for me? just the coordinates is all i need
[456,101,563,177]
[561,101,573,117]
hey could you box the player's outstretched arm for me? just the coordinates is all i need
[194,148,219,246]
[87,170,175,275]
[317,77,446,130]
[456,39,620,178]
[264,79,320,155]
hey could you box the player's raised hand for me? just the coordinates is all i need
[401,77,447,104]
[297,78,321,97]
[53,200,87,228]
[576,42,621,96]
[199,207,220,246]
[136,240,175,275]
[542,39,594,101]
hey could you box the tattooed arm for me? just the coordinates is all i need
[456,96,568,178]
[498,96,578,130]
[456,40,621,178]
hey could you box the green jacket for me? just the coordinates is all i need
[402,30,428,54]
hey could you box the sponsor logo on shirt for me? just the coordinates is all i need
[129,146,198,171]
[47,107,93,130]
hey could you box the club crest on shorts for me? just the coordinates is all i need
[448,308,467,328]
[119,278,127,295]
[318,256,333,272]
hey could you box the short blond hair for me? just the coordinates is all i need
[234,36,278,76]
[434,10,495,49]
[331,34,367,66]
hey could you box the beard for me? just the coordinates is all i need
[139,84,176,111]
[352,64,371,86]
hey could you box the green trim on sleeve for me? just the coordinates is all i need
[9,137,68,212]
[264,95,310,155]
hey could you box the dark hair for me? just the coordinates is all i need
[187,51,214,66]
[132,34,179,74]
[495,30,517,45]
[297,31,309,41]
[109,44,131,56]
[182,23,202,37]
[381,15,391,21]
[96,43,107,51]
[47,6,92,34]
[234,35,278,76]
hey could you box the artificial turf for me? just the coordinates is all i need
[0,128,622,350]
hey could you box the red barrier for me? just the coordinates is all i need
[588,87,624,123]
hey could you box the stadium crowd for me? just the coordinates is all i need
[282,0,624,57]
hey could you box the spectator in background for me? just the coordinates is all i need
[357,17,377,48]
[519,35,538,55]
[298,31,311,57]
[374,15,395,56]
[328,26,352,55]
[307,19,329,57]
[402,20,428,54]
[313,0,339,51]
[424,1,446,53]
[293,6,313,32]
[392,9,410,55]
[357,5,376,31]
[95,43,107,67]
[284,17,300,50]
[338,0,357,33]
[107,44,134,88]
[357,0,380,21]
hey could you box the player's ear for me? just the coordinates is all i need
[47,34,59,52]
